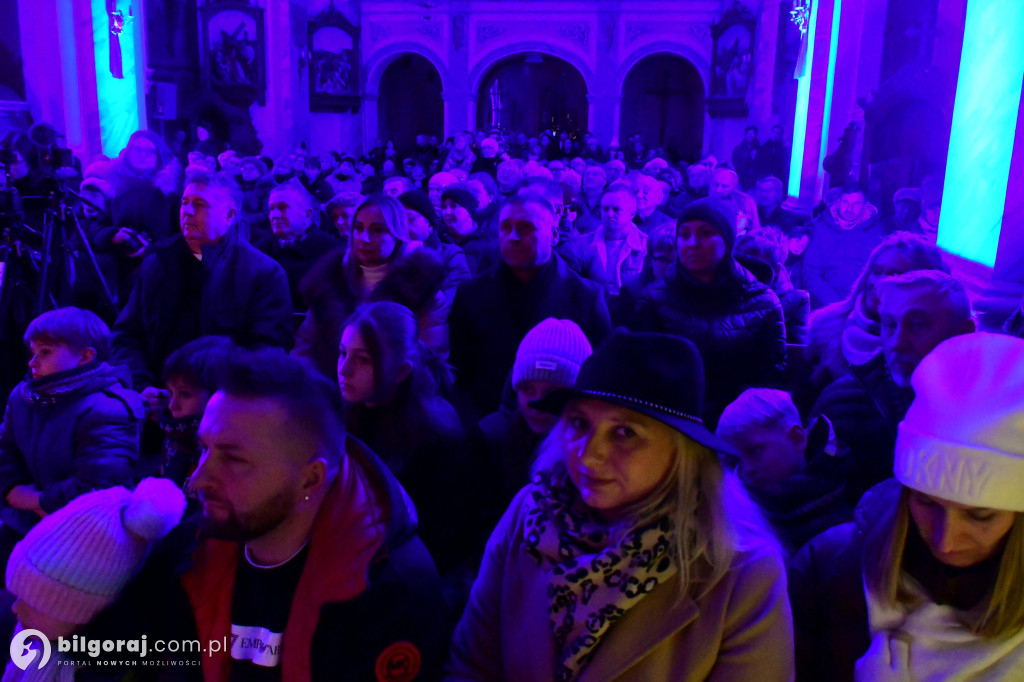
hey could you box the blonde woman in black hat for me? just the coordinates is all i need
[789,333,1024,682]
[446,329,793,682]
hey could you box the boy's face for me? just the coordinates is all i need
[167,376,213,420]
[28,340,90,380]
[12,598,77,640]
[726,426,806,492]
[515,379,562,435]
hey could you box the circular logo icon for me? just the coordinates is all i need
[10,628,51,671]
[374,641,422,682]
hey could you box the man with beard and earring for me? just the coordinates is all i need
[182,349,448,681]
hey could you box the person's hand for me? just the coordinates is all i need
[112,227,135,245]
[141,386,171,416]
[854,631,912,682]
[6,485,44,516]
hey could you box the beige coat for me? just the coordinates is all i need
[446,488,795,681]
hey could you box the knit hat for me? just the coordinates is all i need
[7,478,187,625]
[893,187,920,204]
[240,156,268,177]
[677,197,738,253]
[894,333,1024,511]
[511,319,593,390]
[441,186,479,216]
[398,190,439,226]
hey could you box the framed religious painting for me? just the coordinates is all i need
[708,1,757,118]
[199,0,267,105]
[308,0,361,113]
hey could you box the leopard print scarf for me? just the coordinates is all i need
[522,468,677,682]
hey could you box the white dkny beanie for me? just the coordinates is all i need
[7,478,187,625]
[894,333,1024,511]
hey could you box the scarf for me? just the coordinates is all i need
[24,363,107,406]
[841,297,881,367]
[159,412,202,496]
[522,468,676,682]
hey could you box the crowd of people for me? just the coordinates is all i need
[0,120,1022,681]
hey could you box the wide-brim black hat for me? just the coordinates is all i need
[532,329,739,456]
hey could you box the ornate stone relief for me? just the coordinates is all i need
[453,14,466,50]
[477,24,506,44]
[601,16,616,52]
[559,23,590,47]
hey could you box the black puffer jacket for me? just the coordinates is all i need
[810,352,914,505]
[632,260,787,422]
[788,479,899,682]
[0,362,142,536]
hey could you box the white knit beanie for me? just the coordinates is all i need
[511,319,593,390]
[894,333,1024,511]
[6,478,187,625]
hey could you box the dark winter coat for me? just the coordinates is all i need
[554,234,606,287]
[632,261,787,423]
[472,406,544,530]
[0,362,142,536]
[449,254,612,420]
[478,199,503,236]
[347,389,469,576]
[801,204,886,307]
[452,226,500,276]
[787,480,899,682]
[732,139,762,190]
[810,352,914,505]
[757,204,806,235]
[424,233,472,310]
[779,287,811,345]
[181,436,449,682]
[294,246,450,377]
[111,232,294,390]
[254,228,341,312]
[110,175,178,246]
[743,416,851,557]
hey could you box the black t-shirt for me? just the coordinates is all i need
[229,543,310,682]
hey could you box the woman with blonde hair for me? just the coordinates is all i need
[294,194,448,377]
[790,333,1024,681]
[804,231,946,400]
[447,329,793,681]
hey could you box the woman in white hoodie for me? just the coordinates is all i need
[790,332,1024,682]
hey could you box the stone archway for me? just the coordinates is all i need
[619,53,705,162]
[475,53,588,139]
[377,53,444,153]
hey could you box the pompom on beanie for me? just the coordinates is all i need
[7,478,187,625]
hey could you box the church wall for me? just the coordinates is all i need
[358,0,727,157]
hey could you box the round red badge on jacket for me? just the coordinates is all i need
[375,641,422,682]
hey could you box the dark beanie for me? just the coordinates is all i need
[677,197,737,254]
[398,190,438,225]
[441,186,479,216]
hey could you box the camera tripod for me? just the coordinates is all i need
[0,183,118,342]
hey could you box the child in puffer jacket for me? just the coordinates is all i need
[0,308,143,577]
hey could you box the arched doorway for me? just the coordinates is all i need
[476,54,588,139]
[378,54,443,153]
[620,54,705,162]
